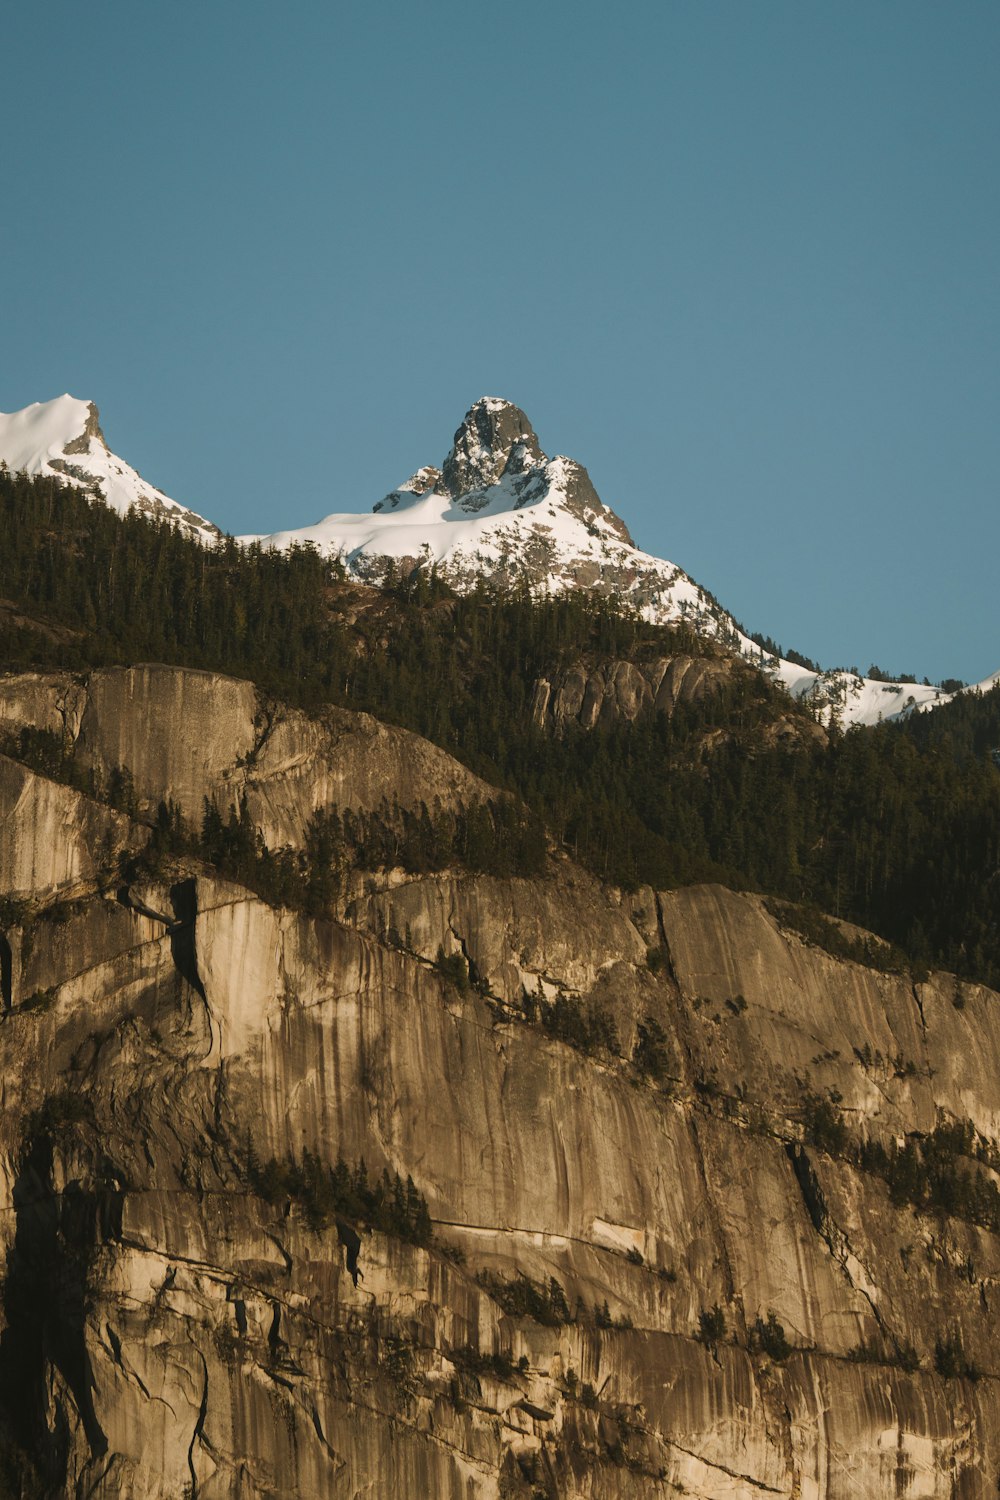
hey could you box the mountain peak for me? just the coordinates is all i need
[441,396,546,498]
[0,394,219,541]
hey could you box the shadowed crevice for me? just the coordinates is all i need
[169,878,205,999]
[0,1134,110,1490]
[0,932,11,1010]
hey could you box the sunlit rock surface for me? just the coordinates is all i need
[0,666,998,1497]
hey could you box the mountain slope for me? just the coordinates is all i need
[244,396,990,728]
[5,456,999,990]
[0,395,219,542]
[243,397,729,638]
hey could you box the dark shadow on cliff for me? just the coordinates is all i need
[0,1123,118,1491]
[0,933,12,1012]
[169,878,204,999]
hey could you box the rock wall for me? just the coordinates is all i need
[0,755,143,904]
[0,665,499,847]
[530,656,734,732]
[0,667,997,1497]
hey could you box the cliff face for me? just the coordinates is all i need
[0,667,998,1498]
[530,656,733,732]
[528,656,826,752]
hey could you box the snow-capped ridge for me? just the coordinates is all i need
[0,394,219,542]
[243,395,993,727]
[767,656,968,727]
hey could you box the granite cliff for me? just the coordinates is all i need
[0,667,999,1498]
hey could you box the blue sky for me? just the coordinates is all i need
[2,1,998,683]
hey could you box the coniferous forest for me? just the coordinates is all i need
[1,467,998,988]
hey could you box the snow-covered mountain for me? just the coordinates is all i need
[0,395,219,542]
[245,396,992,728]
[242,396,732,629]
[2,392,992,728]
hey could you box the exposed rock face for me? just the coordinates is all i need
[530,656,829,745]
[61,400,107,455]
[441,397,546,500]
[436,398,634,546]
[0,755,144,903]
[0,665,998,1497]
[531,655,735,731]
[554,456,632,543]
[0,665,498,845]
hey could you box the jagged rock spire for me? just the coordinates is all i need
[441,397,546,497]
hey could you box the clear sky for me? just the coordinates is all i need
[2,1,998,684]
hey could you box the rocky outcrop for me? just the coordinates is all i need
[61,400,107,455]
[531,655,735,731]
[0,671,87,742]
[441,398,546,500]
[0,666,998,1497]
[1,665,500,847]
[530,656,830,742]
[0,755,144,904]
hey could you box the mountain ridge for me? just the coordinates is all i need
[0,394,219,543]
[1,393,994,727]
[0,412,997,1496]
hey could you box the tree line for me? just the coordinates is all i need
[1,469,999,987]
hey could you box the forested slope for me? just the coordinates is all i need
[2,468,998,986]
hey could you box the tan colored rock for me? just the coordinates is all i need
[0,754,141,902]
[75,664,258,820]
[0,670,87,741]
[658,884,1000,1143]
[0,670,999,1497]
[533,654,734,733]
[51,665,502,847]
[244,703,498,849]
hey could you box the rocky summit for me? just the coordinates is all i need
[1,663,1000,1497]
[440,397,548,500]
